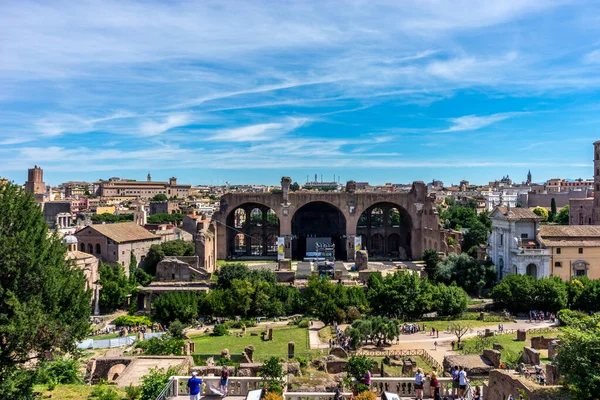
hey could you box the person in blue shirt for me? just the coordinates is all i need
[188,372,203,400]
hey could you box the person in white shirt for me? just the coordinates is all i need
[458,366,468,399]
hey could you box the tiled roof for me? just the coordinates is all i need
[495,206,543,220]
[81,222,160,243]
[67,250,96,259]
[539,225,600,247]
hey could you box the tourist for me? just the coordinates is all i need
[451,366,460,398]
[360,369,372,386]
[414,368,425,400]
[473,386,481,400]
[220,366,229,395]
[334,384,343,400]
[430,372,440,400]
[451,341,455,350]
[187,372,203,400]
[458,366,468,399]
[507,394,514,400]
[434,341,438,351]
[436,329,439,338]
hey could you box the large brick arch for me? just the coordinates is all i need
[213,180,451,261]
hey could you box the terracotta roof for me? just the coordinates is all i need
[539,225,600,247]
[67,250,96,259]
[494,206,543,220]
[81,222,160,243]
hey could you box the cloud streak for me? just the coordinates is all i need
[441,112,528,132]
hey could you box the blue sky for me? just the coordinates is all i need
[2,1,600,186]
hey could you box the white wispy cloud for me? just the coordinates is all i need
[139,113,192,137]
[441,112,527,132]
[208,118,309,142]
[583,49,600,64]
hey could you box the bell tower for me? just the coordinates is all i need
[594,141,600,224]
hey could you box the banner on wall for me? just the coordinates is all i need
[354,236,362,252]
[277,237,285,260]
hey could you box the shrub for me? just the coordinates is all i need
[298,318,310,328]
[125,383,142,400]
[88,384,121,400]
[345,355,376,381]
[355,391,376,400]
[263,392,283,400]
[114,315,152,327]
[212,324,229,336]
[136,337,184,356]
[258,357,285,394]
[36,356,82,385]
[294,356,309,368]
[140,366,181,400]
[168,319,187,340]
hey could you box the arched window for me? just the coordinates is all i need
[250,233,263,255]
[266,209,279,228]
[370,208,384,228]
[80,242,85,252]
[371,234,384,255]
[234,209,246,229]
[96,243,101,254]
[234,233,245,254]
[499,257,504,271]
[88,244,93,254]
[388,208,400,227]
[249,208,263,227]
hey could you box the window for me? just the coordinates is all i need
[500,234,504,246]
[96,244,101,254]
[579,248,583,254]
[554,262,562,268]
[575,269,587,277]
[521,233,528,239]
[556,248,561,254]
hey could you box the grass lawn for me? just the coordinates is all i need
[318,326,335,343]
[372,356,435,377]
[190,326,310,361]
[461,330,557,365]
[33,384,125,399]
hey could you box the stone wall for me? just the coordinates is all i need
[522,347,541,365]
[482,349,502,368]
[520,190,591,208]
[485,369,570,400]
[275,271,295,283]
[530,336,558,350]
[87,357,133,384]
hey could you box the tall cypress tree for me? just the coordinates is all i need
[550,197,557,222]
[0,183,91,397]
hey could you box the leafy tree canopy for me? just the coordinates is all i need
[150,193,168,202]
[142,239,195,275]
[0,184,91,397]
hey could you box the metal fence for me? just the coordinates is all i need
[76,332,165,349]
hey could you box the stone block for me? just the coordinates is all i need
[326,360,348,374]
[493,343,504,351]
[548,340,560,361]
[546,363,560,385]
[485,329,494,337]
[278,259,292,271]
[355,250,369,271]
[267,328,273,341]
[483,349,502,368]
[329,347,348,359]
[288,341,295,359]
[522,347,540,365]
[244,345,254,362]
[275,271,295,283]
[358,270,375,283]
[516,329,527,342]
[220,348,230,360]
[334,269,343,280]
[531,336,558,350]
[402,358,417,375]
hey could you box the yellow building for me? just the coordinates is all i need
[95,205,116,215]
[539,225,600,280]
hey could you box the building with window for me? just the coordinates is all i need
[96,176,191,199]
[538,225,600,280]
[487,206,551,280]
[74,222,161,274]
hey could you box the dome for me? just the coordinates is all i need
[62,235,78,244]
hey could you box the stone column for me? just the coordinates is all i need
[288,342,295,359]
[262,208,268,256]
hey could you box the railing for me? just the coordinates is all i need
[354,349,443,372]
[477,326,557,337]
[162,376,265,398]
[369,377,455,398]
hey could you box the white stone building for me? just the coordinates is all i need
[487,206,551,280]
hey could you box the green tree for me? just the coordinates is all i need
[549,198,557,222]
[556,205,570,225]
[433,283,470,316]
[258,356,286,394]
[142,240,196,275]
[147,213,184,225]
[140,366,181,400]
[150,193,168,202]
[91,213,134,223]
[129,252,138,284]
[98,262,132,313]
[290,182,300,191]
[532,206,549,221]
[168,319,186,340]
[422,249,441,281]
[0,183,91,397]
[557,323,600,399]
[152,291,199,324]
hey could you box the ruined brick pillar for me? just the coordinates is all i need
[288,342,295,359]
[516,329,527,342]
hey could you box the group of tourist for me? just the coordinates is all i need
[518,363,546,385]
[528,310,556,322]
[412,365,479,400]
[401,323,424,334]
[330,323,351,350]
[186,366,230,400]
